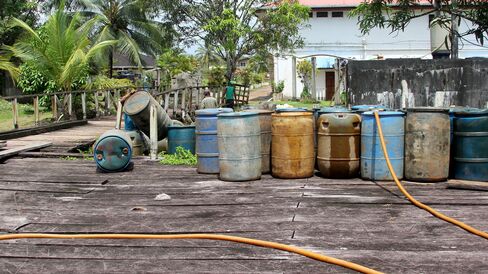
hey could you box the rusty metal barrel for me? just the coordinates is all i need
[217,112,261,181]
[272,112,315,179]
[405,108,450,182]
[317,113,361,178]
[123,91,172,141]
[243,109,273,173]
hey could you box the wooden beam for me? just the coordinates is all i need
[81,92,87,120]
[34,96,40,125]
[447,180,488,191]
[0,142,52,162]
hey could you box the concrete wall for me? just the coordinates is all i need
[347,58,488,109]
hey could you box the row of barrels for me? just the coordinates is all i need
[193,106,488,182]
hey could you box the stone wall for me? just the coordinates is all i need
[347,58,488,109]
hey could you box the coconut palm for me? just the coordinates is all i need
[74,0,168,78]
[195,44,221,71]
[7,8,116,91]
[0,53,19,80]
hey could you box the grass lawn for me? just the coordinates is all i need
[0,99,53,132]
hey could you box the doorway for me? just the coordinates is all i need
[325,71,335,101]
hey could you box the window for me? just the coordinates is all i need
[332,11,343,18]
[309,12,313,18]
[317,12,328,18]
[240,62,246,67]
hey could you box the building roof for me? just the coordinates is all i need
[113,52,156,69]
[299,0,431,8]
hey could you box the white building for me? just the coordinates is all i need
[274,0,488,101]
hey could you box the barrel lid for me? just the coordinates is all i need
[124,92,150,115]
[406,107,449,113]
[94,133,132,171]
[218,112,259,118]
[318,107,350,114]
[275,107,309,112]
[454,109,488,117]
[362,110,405,116]
[351,105,386,110]
[242,109,274,114]
[196,108,233,116]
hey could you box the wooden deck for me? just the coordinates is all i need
[3,118,116,153]
[1,156,488,273]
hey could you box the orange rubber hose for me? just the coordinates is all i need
[373,110,488,240]
[0,233,383,274]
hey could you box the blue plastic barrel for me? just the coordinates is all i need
[352,105,387,115]
[93,129,133,172]
[195,108,234,174]
[361,111,405,180]
[123,113,137,131]
[217,112,262,181]
[167,125,196,154]
[453,109,488,181]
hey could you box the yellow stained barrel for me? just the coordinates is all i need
[317,113,361,178]
[271,112,314,179]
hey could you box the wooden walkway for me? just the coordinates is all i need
[2,118,116,153]
[1,156,488,273]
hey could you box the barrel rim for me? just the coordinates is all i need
[123,91,150,115]
[351,105,386,110]
[362,111,405,116]
[242,109,274,114]
[168,125,196,129]
[217,112,259,118]
[406,107,449,113]
[454,109,488,117]
[195,108,234,116]
[275,107,310,113]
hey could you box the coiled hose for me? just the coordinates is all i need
[373,110,488,240]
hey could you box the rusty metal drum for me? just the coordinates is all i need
[243,109,273,173]
[405,108,450,182]
[317,113,361,178]
[124,91,172,141]
[272,112,315,179]
[217,112,261,181]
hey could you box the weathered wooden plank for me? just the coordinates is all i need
[447,179,488,191]
[0,142,52,161]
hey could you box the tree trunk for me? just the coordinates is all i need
[108,48,114,78]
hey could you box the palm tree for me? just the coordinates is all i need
[75,0,168,78]
[0,53,19,80]
[195,44,222,71]
[7,5,115,116]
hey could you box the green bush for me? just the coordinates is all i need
[159,146,197,166]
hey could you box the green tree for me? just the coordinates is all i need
[8,8,115,91]
[0,0,38,46]
[297,59,312,95]
[72,0,170,78]
[351,0,488,45]
[195,44,222,71]
[7,6,116,114]
[157,49,198,86]
[159,0,310,82]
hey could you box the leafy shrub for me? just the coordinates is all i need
[84,75,134,90]
[159,146,197,166]
[207,66,226,86]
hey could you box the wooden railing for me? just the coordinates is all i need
[0,87,131,130]
[0,84,250,131]
[152,84,250,120]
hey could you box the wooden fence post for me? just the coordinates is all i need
[181,88,187,117]
[52,95,58,121]
[94,91,100,117]
[105,90,110,115]
[115,101,123,130]
[150,104,158,160]
[164,93,170,111]
[81,92,87,120]
[34,96,39,125]
[68,93,73,119]
[173,91,179,118]
[12,98,19,129]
